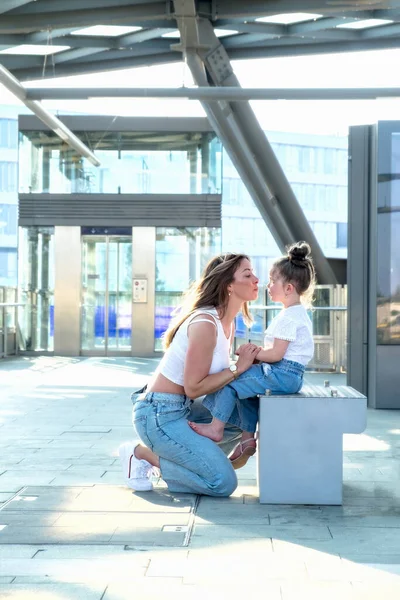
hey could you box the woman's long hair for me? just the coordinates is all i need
[163,253,253,349]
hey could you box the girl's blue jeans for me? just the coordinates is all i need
[203,359,305,434]
[131,390,237,497]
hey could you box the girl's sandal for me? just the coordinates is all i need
[229,438,257,470]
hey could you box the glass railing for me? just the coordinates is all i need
[234,285,348,373]
[0,287,24,358]
[18,130,222,195]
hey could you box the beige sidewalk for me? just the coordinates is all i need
[0,356,400,599]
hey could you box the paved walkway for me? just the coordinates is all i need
[0,356,399,599]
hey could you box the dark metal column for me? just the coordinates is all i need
[347,125,371,398]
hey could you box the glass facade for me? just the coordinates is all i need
[154,226,221,350]
[376,122,400,345]
[18,226,55,351]
[0,116,18,287]
[18,130,222,195]
[222,131,348,287]
[11,114,352,357]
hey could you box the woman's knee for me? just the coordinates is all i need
[211,466,237,497]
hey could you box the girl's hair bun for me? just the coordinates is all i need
[287,241,311,263]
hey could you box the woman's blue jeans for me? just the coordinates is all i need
[131,390,237,497]
[203,359,305,433]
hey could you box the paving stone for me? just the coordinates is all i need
[103,580,187,600]
[281,581,354,600]
[95,472,125,485]
[1,357,400,594]
[31,545,129,559]
[341,559,400,583]
[343,481,400,498]
[196,499,270,524]
[7,462,72,472]
[54,512,189,528]
[272,539,341,559]
[0,557,147,580]
[0,473,58,487]
[342,554,400,564]
[0,582,106,599]
[269,512,400,529]
[328,526,400,555]
[189,533,274,550]
[0,525,116,544]
[69,426,112,433]
[0,511,62,527]
[0,494,15,503]
[110,528,187,547]
[151,554,307,582]
[48,474,107,486]
[44,440,100,449]
[193,523,332,543]
[351,582,400,599]
[11,576,55,583]
[0,485,24,494]
[190,583,282,600]
[0,546,39,559]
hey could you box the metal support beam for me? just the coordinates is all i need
[0,0,35,14]
[25,87,400,101]
[0,64,100,167]
[185,50,295,249]
[0,4,167,32]
[173,5,336,283]
[200,25,337,284]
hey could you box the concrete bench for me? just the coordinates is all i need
[257,384,367,505]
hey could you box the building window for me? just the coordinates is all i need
[0,248,17,284]
[0,204,17,235]
[337,222,348,248]
[0,119,17,149]
[0,162,18,192]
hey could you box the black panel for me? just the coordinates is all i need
[18,193,222,227]
[81,226,132,235]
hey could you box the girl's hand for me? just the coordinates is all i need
[235,343,261,356]
[235,344,261,374]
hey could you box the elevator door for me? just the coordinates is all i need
[81,235,132,355]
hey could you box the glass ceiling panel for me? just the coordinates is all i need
[71,25,143,37]
[337,19,393,29]
[256,13,322,25]
[0,44,70,55]
[162,28,238,38]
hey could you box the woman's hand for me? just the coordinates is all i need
[235,343,261,375]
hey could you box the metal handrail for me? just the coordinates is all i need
[236,300,348,373]
[0,303,25,307]
[250,305,347,311]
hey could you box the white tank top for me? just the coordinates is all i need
[158,308,231,386]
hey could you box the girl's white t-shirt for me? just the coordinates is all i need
[264,304,314,366]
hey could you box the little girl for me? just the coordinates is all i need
[189,241,315,469]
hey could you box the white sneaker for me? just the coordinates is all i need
[118,441,154,492]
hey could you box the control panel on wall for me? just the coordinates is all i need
[133,278,148,303]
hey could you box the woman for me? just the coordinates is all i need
[119,253,260,496]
